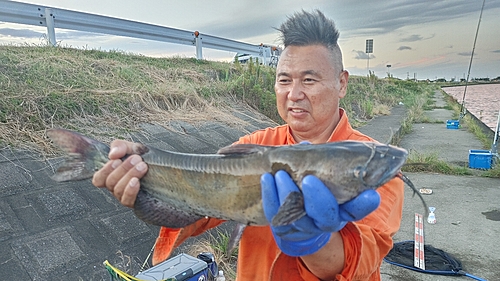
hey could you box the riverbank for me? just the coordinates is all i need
[442,83,500,131]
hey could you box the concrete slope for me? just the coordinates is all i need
[0,105,275,280]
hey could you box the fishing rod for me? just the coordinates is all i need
[492,110,500,160]
[459,0,486,119]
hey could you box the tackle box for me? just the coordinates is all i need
[468,149,493,169]
[446,119,460,129]
[135,253,211,281]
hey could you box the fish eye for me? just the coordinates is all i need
[353,166,366,179]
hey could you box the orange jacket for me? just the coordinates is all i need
[152,109,404,280]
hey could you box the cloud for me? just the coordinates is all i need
[399,33,435,43]
[458,52,472,56]
[56,31,106,40]
[352,50,375,60]
[492,50,500,53]
[0,28,44,38]
[0,27,105,41]
[330,1,500,37]
[400,34,422,42]
[398,46,412,51]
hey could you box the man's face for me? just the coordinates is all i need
[275,44,349,142]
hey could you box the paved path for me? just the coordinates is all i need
[370,90,499,281]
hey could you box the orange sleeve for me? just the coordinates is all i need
[337,177,404,280]
[152,218,225,265]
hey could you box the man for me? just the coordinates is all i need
[93,10,404,280]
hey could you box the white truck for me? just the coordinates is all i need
[235,45,281,67]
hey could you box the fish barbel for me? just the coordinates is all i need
[47,128,417,229]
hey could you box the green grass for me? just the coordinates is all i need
[402,151,472,175]
[482,160,500,177]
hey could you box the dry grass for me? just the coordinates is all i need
[186,230,238,281]
[0,45,277,155]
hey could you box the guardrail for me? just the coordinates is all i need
[0,0,280,65]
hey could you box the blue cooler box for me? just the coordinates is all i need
[468,149,493,169]
[446,119,460,129]
[135,253,209,281]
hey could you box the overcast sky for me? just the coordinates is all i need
[1,0,500,80]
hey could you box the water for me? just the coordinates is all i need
[442,84,500,131]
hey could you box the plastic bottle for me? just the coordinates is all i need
[427,207,436,224]
[216,270,226,281]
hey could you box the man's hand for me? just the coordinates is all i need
[92,140,148,208]
[261,171,380,257]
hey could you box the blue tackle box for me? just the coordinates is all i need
[468,149,493,169]
[446,119,460,129]
[135,253,216,281]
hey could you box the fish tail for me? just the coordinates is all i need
[47,128,110,182]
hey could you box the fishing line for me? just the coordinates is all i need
[459,0,486,119]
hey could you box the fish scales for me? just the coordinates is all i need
[140,147,268,225]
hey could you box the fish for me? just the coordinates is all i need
[47,128,424,247]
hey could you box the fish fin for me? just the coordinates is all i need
[51,154,95,182]
[227,223,246,258]
[271,191,307,226]
[133,190,203,228]
[47,128,110,182]
[217,144,268,156]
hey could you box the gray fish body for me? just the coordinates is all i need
[47,129,408,229]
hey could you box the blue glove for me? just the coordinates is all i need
[261,170,380,257]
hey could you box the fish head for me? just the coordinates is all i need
[352,142,408,188]
[319,141,408,203]
[280,141,408,203]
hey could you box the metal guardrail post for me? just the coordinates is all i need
[44,8,56,46]
[194,31,202,60]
